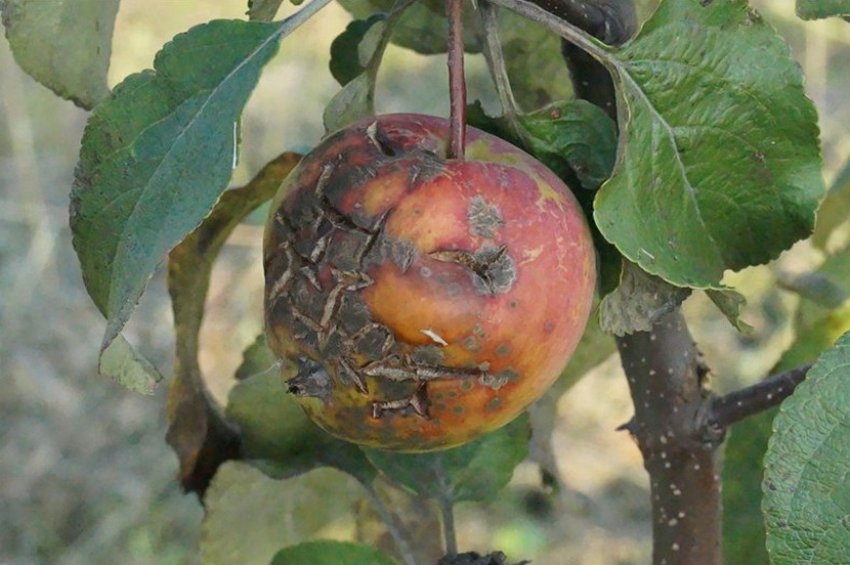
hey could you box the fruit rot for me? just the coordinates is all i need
[263,114,596,451]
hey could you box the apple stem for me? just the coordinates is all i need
[447,0,466,160]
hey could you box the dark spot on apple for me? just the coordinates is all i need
[479,371,509,390]
[467,195,504,239]
[485,397,502,411]
[429,245,516,295]
[496,343,511,357]
[412,345,445,365]
[288,357,332,400]
[463,336,480,352]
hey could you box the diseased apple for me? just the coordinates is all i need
[263,113,596,451]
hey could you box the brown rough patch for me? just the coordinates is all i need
[429,245,517,295]
[467,195,504,239]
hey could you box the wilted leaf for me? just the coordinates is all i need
[227,345,377,484]
[364,414,529,503]
[797,0,850,20]
[271,541,398,565]
[706,288,753,333]
[98,334,162,395]
[763,331,850,564]
[600,261,690,336]
[1,0,118,108]
[70,6,327,392]
[594,0,824,288]
[166,153,301,493]
[201,462,364,565]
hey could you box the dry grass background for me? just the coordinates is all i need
[1,1,848,564]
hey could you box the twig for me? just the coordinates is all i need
[363,483,420,565]
[432,458,458,556]
[484,0,612,62]
[364,0,418,80]
[486,0,636,120]
[438,495,458,557]
[447,0,466,160]
[706,364,811,429]
[477,2,527,141]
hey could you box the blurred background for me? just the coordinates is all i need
[1,1,848,564]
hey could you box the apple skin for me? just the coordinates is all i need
[263,113,595,451]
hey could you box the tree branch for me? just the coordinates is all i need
[706,364,811,429]
[617,309,722,565]
[446,0,466,160]
[530,0,637,118]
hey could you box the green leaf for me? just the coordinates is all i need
[70,6,327,390]
[722,406,774,565]
[520,100,617,191]
[797,0,850,19]
[813,156,850,251]
[323,72,375,133]
[98,334,162,395]
[497,11,574,110]
[763,331,850,564]
[337,0,481,55]
[201,462,364,565]
[235,333,279,381]
[599,261,690,336]
[247,0,287,20]
[722,304,850,563]
[329,14,386,86]
[466,99,617,192]
[226,347,377,484]
[722,256,850,562]
[1,0,118,109]
[271,541,398,565]
[166,153,300,488]
[323,1,413,133]
[594,0,824,288]
[363,414,529,503]
[706,288,753,333]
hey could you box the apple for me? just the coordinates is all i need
[263,113,596,451]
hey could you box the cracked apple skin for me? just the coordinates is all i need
[263,113,595,451]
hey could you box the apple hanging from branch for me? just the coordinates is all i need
[263,113,596,451]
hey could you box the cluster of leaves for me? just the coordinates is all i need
[3,0,850,562]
